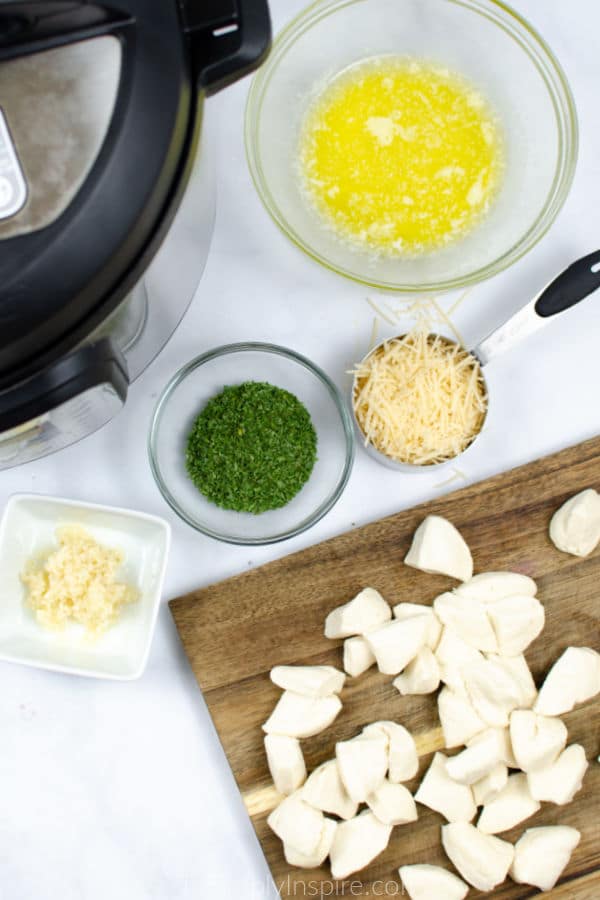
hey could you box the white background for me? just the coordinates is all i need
[1,2,600,898]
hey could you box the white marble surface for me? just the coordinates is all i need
[1,2,600,897]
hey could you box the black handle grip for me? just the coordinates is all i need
[535,249,600,318]
[0,339,128,433]
[181,0,271,96]
[0,2,134,61]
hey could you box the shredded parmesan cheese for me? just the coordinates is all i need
[352,331,487,465]
[21,525,137,636]
[366,293,468,346]
[435,466,468,489]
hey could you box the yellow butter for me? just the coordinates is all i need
[299,57,504,256]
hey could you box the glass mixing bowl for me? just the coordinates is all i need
[245,0,578,292]
[148,343,355,545]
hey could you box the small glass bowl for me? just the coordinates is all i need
[245,0,578,292]
[148,343,355,545]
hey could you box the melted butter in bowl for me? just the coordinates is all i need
[298,57,504,257]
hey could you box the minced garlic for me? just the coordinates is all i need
[21,525,137,636]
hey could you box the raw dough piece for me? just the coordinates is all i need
[549,488,600,556]
[329,811,392,880]
[264,735,306,795]
[509,825,581,891]
[441,822,514,892]
[414,752,476,823]
[399,864,469,900]
[404,516,473,582]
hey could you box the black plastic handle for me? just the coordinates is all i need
[0,339,128,433]
[535,249,600,318]
[0,2,134,61]
[0,1,271,92]
[180,0,271,96]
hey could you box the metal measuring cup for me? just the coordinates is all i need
[352,249,600,472]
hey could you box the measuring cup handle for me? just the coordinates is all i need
[535,249,600,317]
[474,250,600,367]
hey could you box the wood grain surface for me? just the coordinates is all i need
[170,436,600,899]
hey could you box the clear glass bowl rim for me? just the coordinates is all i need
[147,341,356,545]
[244,0,579,293]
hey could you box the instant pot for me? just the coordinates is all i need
[0,0,270,468]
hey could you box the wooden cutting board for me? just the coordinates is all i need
[170,437,600,899]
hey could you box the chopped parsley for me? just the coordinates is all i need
[185,381,317,514]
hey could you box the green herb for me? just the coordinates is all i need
[185,381,317,514]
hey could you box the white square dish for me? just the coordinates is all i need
[0,494,171,679]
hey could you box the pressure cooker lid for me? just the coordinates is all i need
[0,0,269,385]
